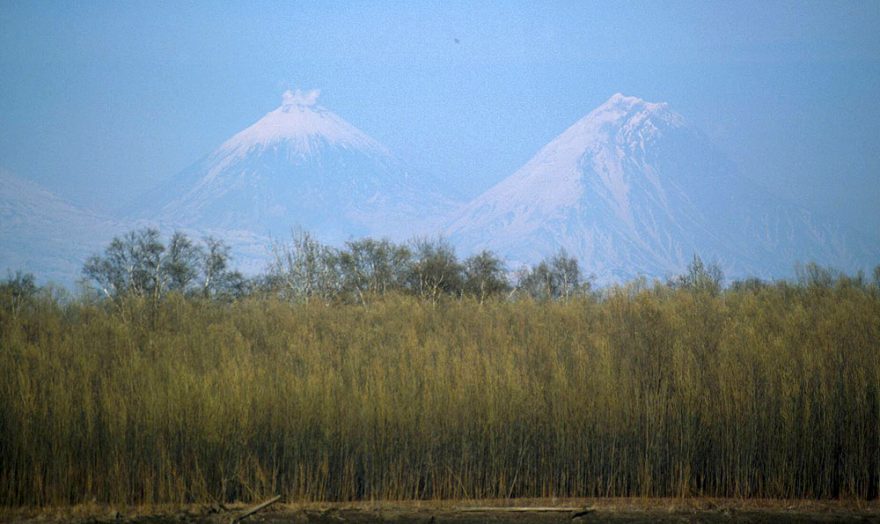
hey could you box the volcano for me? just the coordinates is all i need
[445,94,876,283]
[131,90,457,243]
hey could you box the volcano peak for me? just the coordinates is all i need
[281,89,321,109]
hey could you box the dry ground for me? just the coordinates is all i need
[2,498,879,523]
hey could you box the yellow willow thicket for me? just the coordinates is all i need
[0,281,878,506]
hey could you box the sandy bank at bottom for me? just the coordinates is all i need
[2,498,878,523]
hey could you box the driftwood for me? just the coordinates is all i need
[452,506,583,513]
[455,506,594,513]
[231,495,281,523]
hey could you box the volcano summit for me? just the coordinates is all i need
[131,90,457,243]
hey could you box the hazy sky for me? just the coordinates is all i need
[1,1,879,233]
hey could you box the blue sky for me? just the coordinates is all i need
[1,1,879,234]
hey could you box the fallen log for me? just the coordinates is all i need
[231,495,282,523]
[454,506,593,513]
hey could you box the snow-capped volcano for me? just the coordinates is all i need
[445,94,876,282]
[132,90,457,242]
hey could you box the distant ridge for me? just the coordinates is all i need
[0,169,123,285]
[6,93,877,287]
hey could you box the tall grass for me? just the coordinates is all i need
[1,280,878,506]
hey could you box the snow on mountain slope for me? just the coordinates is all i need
[131,90,458,243]
[445,94,877,283]
[0,169,124,285]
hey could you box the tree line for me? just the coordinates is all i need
[4,227,879,313]
[75,227,880,305]
[76,227,592,306]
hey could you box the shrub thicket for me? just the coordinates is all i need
[0,233,878,506]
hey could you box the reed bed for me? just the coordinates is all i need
[1,281,878,506]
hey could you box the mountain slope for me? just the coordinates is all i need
[0,169,124,285]
[445,94,877,282]
[131,90,458,242]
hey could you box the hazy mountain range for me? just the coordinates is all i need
[2,92,876,286]
[0,168,123,286]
